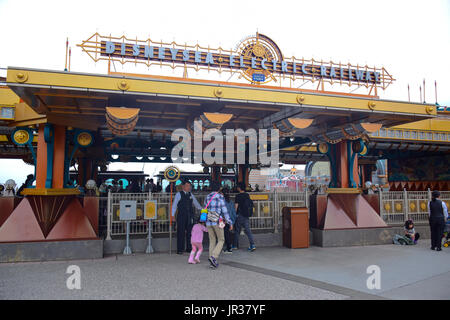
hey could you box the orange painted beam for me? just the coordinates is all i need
[52,125,66,189]
[335,141,349,188]
[35,124,47,188]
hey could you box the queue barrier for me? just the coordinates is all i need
[104,189,449,238]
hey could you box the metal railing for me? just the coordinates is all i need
[380,189,450,225]
[104,189,449,238]
[106,190,305,238]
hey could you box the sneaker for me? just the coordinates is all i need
[248,245,256,252]
[208,256,218,268]
[431,247,436,250]
[223,249,233,254]
[231,246,238,250]
[208,256,217,268]
[437,247,442,251]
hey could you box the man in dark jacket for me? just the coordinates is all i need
[428,190,448,251]
[232,182,256,252]
[171,181,202,254]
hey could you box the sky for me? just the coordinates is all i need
[0,0,449,184]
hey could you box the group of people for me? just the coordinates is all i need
[98,178,162,195]
[171,180,256,269]
[402,190,448,251]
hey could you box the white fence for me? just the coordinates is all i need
[105,189,449,238]
[380,189,450,225]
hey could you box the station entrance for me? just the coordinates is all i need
[0,32,448,260]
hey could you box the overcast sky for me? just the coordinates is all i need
[0,0,449,184]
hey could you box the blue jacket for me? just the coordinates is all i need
[225,200,236,225]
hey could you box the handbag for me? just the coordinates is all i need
[204,192,220,223]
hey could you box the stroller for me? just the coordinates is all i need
[443,219,450,248]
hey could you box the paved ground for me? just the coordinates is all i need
[0,241,449,300]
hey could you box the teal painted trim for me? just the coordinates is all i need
[348,139,366,188]
[348,140,357,188]
[326,143,338,188]
[44,124,54,189]
[63,130,77,188]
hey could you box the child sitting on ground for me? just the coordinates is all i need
[404,219,420,244]
[188,218,208,264]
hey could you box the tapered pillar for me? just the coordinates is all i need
[35,124,66,189]
[312,139,386,229]
[0,125,99,243]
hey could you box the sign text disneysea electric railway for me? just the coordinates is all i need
[78,33,394,89]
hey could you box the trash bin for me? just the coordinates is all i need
[282,207,309,248]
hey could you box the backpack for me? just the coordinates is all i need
[393,234,414,245]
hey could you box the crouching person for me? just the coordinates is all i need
[404,219,420,244]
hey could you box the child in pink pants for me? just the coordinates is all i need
[189,221,208,264]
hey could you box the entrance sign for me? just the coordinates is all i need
[78,33,394,89]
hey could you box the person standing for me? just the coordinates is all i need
[204,182,232,268]
[232,182,256,252]
[222,189,236,253]
[428,190,448,251]
[171,181,202,254]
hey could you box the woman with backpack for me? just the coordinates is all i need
[232,182,256,252]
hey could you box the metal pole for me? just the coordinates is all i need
[435,80,438,104]
[146,190,154,254]
[169,183,173,255]
[64,38,68,71]
[106,190,112,240]
[146,219,154,254]
[379,188,383,221]
[403,188,408,222]
[123,221,132,255]
[273,190,278,233]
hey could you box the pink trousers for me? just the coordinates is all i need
[189,242,203,263]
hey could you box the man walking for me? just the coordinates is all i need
[171,181,202,254]
[204,182,233,268]
[232,182,256,252]
[428,190,448,251]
